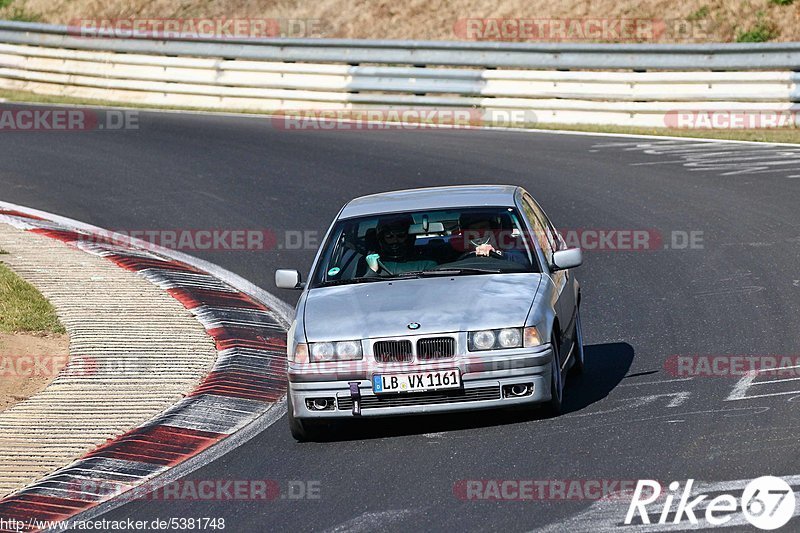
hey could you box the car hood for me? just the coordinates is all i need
[303,273,542,341]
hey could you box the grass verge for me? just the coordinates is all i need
[0,245,68,411]
[0,261,65,334]
[1,87,799,144]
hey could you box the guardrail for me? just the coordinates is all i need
[0,20,798,128]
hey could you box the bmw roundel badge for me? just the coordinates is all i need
[407,322,421,330]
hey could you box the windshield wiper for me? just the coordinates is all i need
[318,277,389,286]
[319,271,431,286]
[319,268,506,286]
[422,267,504,276]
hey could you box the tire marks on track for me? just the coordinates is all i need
[592,139,800,177]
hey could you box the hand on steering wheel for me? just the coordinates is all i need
[457,247,504,261]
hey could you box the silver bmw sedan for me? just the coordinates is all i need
[276,185,584,440]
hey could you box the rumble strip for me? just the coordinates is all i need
[0,209,287,532]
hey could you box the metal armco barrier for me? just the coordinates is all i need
[0,21,799,128]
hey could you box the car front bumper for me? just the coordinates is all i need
[288,346,554,419]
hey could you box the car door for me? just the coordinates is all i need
[541,206,578,353]
[520,194,574,366]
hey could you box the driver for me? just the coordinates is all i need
[459,214,503,257]
[367,215,436,275]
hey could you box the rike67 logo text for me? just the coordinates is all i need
[626,477,796,530]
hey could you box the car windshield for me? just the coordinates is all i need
[311,207,539,287]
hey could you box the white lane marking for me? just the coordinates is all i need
[726,371,759,401]
[630,160,698,167]
[592,142,780,154]
[693,285,765,297]
[684,155,800,168]
[595,140,800,177]
[593,140,780,152]
[637,148,781,159]
[661,392,691,408]
[752,376,800,386]
[728,390,800,401]
[552,407,768,437]
[692,160,800,176]
[726,364,800,401]
[619,378,693,387]
[760,363,800,372]
[716,167,800,177]
[568,392,692,419]
[322,509,416,533]
[533,475,800,533]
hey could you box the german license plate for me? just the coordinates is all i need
[372,369,461,393]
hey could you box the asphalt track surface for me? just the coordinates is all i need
[2,106,800,532]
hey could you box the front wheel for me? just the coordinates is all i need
[542,335,563,417]
[569,308,585,376]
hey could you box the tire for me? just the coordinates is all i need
[542,334,563,417]
[288,394,322,442]
[569,308,585,376]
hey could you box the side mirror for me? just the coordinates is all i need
[275,269,304,289]
[551,248,582,271]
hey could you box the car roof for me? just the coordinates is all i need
[339,185,522,219]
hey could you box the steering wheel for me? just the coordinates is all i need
[456,249,504,261]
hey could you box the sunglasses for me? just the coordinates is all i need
[382,231,408,242]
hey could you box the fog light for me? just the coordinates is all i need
[502,383,534,398]
[306,397,335,411]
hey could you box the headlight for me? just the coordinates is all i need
[470,330,497,350]
[498,328,522,348]
[469,328,523,351]
[308,340,362,362]
[310,342,336,362]
[335,340,361,360]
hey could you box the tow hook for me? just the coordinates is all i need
[348,382,362,416]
